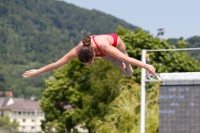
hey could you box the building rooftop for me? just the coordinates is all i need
[0,97,41,111]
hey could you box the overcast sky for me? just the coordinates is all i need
[63,0,200,39]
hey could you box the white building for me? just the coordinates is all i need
[0,97,44,133]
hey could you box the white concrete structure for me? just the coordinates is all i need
[0,97,44,133]
[140,48,200,133]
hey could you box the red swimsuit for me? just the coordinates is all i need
[91,33,118,57]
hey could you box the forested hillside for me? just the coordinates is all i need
[0,0,200,99]
[0,0,138,98]
[169,36,200,61]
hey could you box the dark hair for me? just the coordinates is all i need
[78,36,94,63]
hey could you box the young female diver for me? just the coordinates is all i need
[22,33,156,78]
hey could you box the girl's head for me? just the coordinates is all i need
[78,36,95,66]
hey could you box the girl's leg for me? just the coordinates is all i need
[113,59,128,76]
[116,37,134,76]
[124,52,134,76]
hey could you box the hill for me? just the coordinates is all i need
[0,0,138,98]
[1,0,200,99]
[169,36,200,61]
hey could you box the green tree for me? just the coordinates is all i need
[40,26,200,133]
[0,116,19,133]
[40,58,123,132]
[117,27,200,80]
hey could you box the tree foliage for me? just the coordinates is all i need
[40,26,200,133]
[40,58,123,132]
[117,27,200,82]
[0,116,19,133]
[170,36,200,62]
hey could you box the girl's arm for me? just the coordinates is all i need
[102,44,156,75]
[22,47,78,78]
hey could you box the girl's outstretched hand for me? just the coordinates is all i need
[22,69,38,78]
[145,64,156,75]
